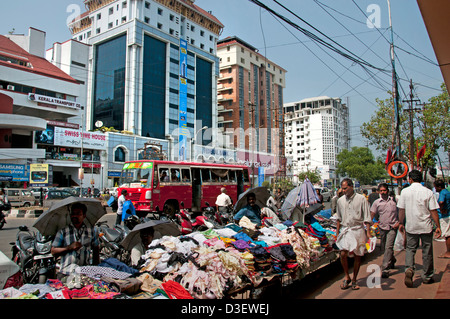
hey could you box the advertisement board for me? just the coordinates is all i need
[29,164,52,186]
[54,127,106,150]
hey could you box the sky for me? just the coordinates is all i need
[0,0,444,156]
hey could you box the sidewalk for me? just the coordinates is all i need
[313,239,449,299]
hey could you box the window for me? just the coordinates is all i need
[109,7,114,15]
[145,1,150,9]
[201,169,211,182]
[181,169,191,182]
[158,8,163,15]
[114,147,126,162]
[170,168,180,182]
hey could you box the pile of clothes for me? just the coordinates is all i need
[131,216,333,299]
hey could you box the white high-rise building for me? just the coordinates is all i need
[284,96,350,186]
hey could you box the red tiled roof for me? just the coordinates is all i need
[0,35,78,84]
[179,0,224,28]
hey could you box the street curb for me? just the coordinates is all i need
[5,208,45,218]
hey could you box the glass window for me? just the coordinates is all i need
[93,35,126,130]
[114,147,126,162]
[181,169,190,182]
[159,168,169,182]
[170,168,180,182]
[196,57,212,145]
[201,169,211,182]
[228,170,236,182]
[142,35,166,139]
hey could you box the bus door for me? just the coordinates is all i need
[236,170,244,196]
[191,168,202,212]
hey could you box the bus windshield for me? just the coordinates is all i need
[120,162,153,188]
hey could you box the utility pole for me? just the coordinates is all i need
[402,79,422,169]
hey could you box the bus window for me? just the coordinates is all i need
[201,169,211,182]
[160,168,169,182]
[181,169,191,182]
[211,169,228,183]
[228,170,236,182]
[170,168,180,182]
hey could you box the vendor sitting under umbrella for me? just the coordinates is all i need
[233,192,262,226]
[131,227,155,267]
[51,203,100,278]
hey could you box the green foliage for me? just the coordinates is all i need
[336,147,387,185]
[297,168,322,185]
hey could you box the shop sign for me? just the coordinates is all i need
[54,127,106,150]
[0,163,28,182]
[28,93,82,110]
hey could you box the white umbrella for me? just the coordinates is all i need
[33,196,106,236]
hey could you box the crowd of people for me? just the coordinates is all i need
[332,170,449,290]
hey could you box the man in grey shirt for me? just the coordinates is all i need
[397,170,441,287]
[371,183,399,278]
[336,178,372,290]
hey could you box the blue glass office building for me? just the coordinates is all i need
[79,0,223,160]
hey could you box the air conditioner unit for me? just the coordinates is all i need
[7,85,15,90]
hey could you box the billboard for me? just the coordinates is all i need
[178,38,188,161]
[29,164,52,186]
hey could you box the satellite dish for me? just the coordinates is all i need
[95,120,103,128]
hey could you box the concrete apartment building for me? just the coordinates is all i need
[284,96,350,186]
[216,36,287,182]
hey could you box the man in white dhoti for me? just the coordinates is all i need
[336,178,372,290]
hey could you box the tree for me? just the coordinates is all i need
[297,168,322,185]
[336,147,387,185]
[360,93,410,157]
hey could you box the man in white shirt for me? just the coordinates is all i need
[215,187,232,213]
[397,170,441,287]
[336,178,372,290]
[116,189,127,225]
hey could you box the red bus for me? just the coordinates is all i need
[117,160,251,217]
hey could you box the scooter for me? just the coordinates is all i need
[174,202,211,235]
[96,218,134,264]
[203,202,232,228]
[10,226,56,284]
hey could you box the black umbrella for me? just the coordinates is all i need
[120,220,180,251]
[234,186,271,212]
[33,196,106,236]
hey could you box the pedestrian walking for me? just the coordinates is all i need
[368,187,379,207]
[433,179,450,259]
[370,183,399,278]
[116,189,127,225]
[335,178,372,290]
[397,170,441,287]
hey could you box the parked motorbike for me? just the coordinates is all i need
[203,202,233,228]
[173,202,211,235]
[96,220,131,264]
[10,225,56,284]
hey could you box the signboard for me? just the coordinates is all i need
[178,38,188,161]
[258,167,265,187]
[28,93,82,110]
[29,164,52,186]
[54,127,106,150]
[0,163,28,182]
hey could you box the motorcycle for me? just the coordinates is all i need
[204,202,232,228]
[96,215,145,263]
[0,200,11,230]
[10,225,56,284]
[173,202,211,235]
[96,220,131,264]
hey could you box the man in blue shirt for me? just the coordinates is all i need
[434,179,450,258]
[233,192,262,226]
